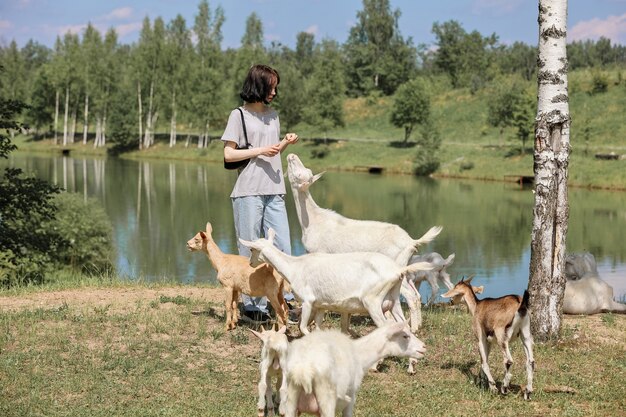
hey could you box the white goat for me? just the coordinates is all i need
[563,252,626,314]
[249,325,289,417]
[239,228,433,336]
[442,278,535,400]
[283,322,426,417]
[186,222,289,329]
[402,252,455,333]
[286,153,442,332]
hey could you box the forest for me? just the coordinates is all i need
[1,0,624,156]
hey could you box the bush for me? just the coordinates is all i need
[48,192,114,275]
[589,73,609,95]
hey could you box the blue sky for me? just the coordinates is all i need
[1,0,625,50]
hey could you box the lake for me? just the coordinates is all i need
[4,152,626,301]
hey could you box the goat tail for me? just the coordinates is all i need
[402,261,435,276]
[444,253,456,265]
[289,365,315,395]
[413,226,443,248]
[518,290,530,317]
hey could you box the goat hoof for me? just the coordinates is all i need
[500,386,509,395]
[523,390,532,401]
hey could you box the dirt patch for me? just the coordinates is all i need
[0,287,225,315]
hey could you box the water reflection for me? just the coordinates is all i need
[5,152,626,300]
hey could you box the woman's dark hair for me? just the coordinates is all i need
[239,64,280,104]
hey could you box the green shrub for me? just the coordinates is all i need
[48,192,114,275]
[589,73,609,95]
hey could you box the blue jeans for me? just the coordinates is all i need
[232,194,293,313]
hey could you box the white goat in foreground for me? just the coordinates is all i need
[442,278,535,400]
[283,322,426,417]
[239,229,433,336]
[186,222,288,329]
[286,153,442,332]
[249,325,289,417]
[563,252,626,314]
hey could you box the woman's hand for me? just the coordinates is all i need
[284,133,299,144]
[258,144,281,157]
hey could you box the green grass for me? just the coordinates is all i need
[0,282,624,417]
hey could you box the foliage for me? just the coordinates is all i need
[486,75,535,153]
[47,192,114,275]
[301,40,346,133]
[344,0,416,96]
[431,20,499,89]
[589,72,609,95]
[0,95,64,287]
[412,119,441,176]
[390,77,431,142]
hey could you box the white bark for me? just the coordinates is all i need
[69,106,77,144]
[143,81,155,149]
[169,91,176,147]
[137,81,143,150]
[83,95,89,145]
[62,85,69,146]
[54,89,59,145]
[528,0,571,341]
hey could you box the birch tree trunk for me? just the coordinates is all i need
[169,91,176,148]
[143,81,155,149]
[62,85,69,146]
[69,106,77,144]
[528,0,571,341]
[137,81,143,150]
[54,90,59,145]
[83,95,89,145]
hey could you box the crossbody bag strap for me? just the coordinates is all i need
[237,107,249,147]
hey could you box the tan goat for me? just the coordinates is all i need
[442,278,535,400]
[186,222,288,330]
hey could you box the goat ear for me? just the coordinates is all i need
[200,231,207,240]
[238,238,255,249]
[465,274,476,284]
[311,171,325,184]
[266,228,276,245]
[205,222,212,234]
[277,325,287,334]
[248,328,263,340]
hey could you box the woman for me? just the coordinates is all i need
[221,64,299,322]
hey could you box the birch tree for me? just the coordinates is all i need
[528,0,571,341]
[81,24,101,145]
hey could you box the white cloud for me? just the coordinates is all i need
[103,7,133,21]
[569,14,626,44]
[115,22,142,38]
[0,20,14,31]
[305,25,319,36]
[56,23,87,36]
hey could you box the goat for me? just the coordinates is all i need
[249,325,289,417]
[563,252,626,314]
[186,222,288,329]
[283,321,426,417]
[239,228,433,336]
[442,278,535,400]
[286,153,442,332]
[402,252,455,333]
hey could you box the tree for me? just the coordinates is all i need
[486,76,535,153]
[528,0,571,341]
[390,77,431,143]
[344,0,417,96]
[301,39,346,136]
[241,12,264,50]
[431,20,498,89]
[0,94,62,286]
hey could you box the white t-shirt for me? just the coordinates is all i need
[221,107,286,198]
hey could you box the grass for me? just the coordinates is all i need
[13,68,626,190]
[0,281,624,417]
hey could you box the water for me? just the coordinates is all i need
[4,152,626,301]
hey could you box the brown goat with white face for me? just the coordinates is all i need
[186,222,288,330]
[442,278,535,400]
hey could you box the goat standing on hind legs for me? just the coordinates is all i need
[442,278,535,400]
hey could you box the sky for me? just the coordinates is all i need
[1,0,625,50]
